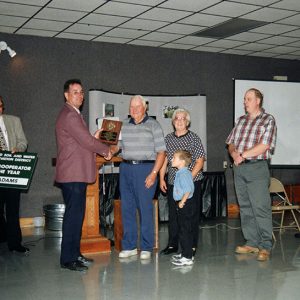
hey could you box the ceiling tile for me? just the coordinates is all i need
[104,28,149,39]
[271,0,300,11]
[180,13,230,27]
[138,7,192,22]
[233,0,278,5]
[80,13,129,27]
[120,18,168,31]
[23,19,71,31]
[112,0,163,5]
[158,0,222,12]
[206,39,246,48]
[140,32,183,42]
[264,45,298,54]
[192,45,224,52]
[277,13,300,26]
[158,23,205,35]
[16,28,57,37]
[274,54,300,60]
[251,23,298,34]
[0,0,49,5]
[93,36,131,43]
[66,24,111,35]
[226,31,271,42]
[94,2,150,17]
[161,43,195,50]
[286,40,300,47]
[235,43,274,51]
[34,7,86,22]
[57,32,95,40]
[0,15,27,27]
[243,7,296,22]
[221,49,253,55]
[175,36,216,45]
[128,40,164,47]
[283,29,300,37]
[257,35,299,45]
[0,2,41,17]
[202,2,259,17]
[248,52,276,57]
[48,0,107,12]
[0,26,16,33]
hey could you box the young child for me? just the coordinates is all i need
[171,150,195,266]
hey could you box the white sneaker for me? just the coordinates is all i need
[171,256,194,266]
[171,253,182,261]
[140,251,151,260]
[119,249,138,258]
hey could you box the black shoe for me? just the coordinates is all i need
[160,246,178,255]
[295,233,300,238]
[61,261,88,271]
[78,254,94,266]
[9,245,30,254]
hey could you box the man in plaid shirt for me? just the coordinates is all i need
[226,88,277,262]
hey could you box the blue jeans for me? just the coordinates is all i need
[120,163,157,251]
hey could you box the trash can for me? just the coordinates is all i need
[43,204,65,231]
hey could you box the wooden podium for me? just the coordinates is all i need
[80,156,122,254]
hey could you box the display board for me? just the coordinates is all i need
[234,79,300,166]
[89,90,207,168]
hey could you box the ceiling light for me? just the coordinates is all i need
[0,41,17,58]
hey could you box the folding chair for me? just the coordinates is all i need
[270,177,300,240]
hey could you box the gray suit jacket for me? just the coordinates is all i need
[2,114,27,152]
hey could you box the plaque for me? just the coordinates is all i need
[99,119,122,145]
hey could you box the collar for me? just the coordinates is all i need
[177,167,189,174]
[129,114,149,125]
[246,108,264,120]
[173,130,189,138]
[66,102,81,114]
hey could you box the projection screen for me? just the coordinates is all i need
[234,79,300,167]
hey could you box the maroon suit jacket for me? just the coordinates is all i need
[55,103,109,183]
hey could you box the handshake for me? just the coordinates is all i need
[104,145,119,161]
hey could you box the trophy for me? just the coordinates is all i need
[99,119,122,145]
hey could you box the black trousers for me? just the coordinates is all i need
[60,182,87,265]
[167,180,202,249]
[177,199,193,259]
[0,188,22,248]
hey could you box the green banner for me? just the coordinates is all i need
[0,151,38,189]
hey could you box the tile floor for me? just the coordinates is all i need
[0,219,300,300]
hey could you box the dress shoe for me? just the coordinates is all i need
[235,245,259,254]
[295,232,300,238]
[160,246,178,255]
[61,261,88,271]
[78,254,94,266]
[257,249,270,261]
[9,245,30,254]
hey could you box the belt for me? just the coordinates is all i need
[241,159,265,164]
[123,160,155,164]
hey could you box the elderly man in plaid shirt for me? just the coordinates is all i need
[226,88,277,262]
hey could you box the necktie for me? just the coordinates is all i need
[0,126,8,151]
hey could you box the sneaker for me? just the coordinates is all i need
[171,253,182,261]
[172,256,194,266]
[172,253,195,261]
[140,251,151,260]
[119,249,138,258]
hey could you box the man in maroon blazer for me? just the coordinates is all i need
[55,79,111,271]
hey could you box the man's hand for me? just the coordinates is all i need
[110,145,119,156]
[94,129,102,139]
[11,147,18,154]
[160,178,167,193]
[145,172,157,189]
[104,150,112,161]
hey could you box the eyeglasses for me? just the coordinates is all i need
[68,90,84,96]
[174,116,186,121]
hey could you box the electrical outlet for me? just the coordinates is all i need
[223,161,228,169]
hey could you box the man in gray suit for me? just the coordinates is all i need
[0,95,29,253]
[55,79,111,271]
